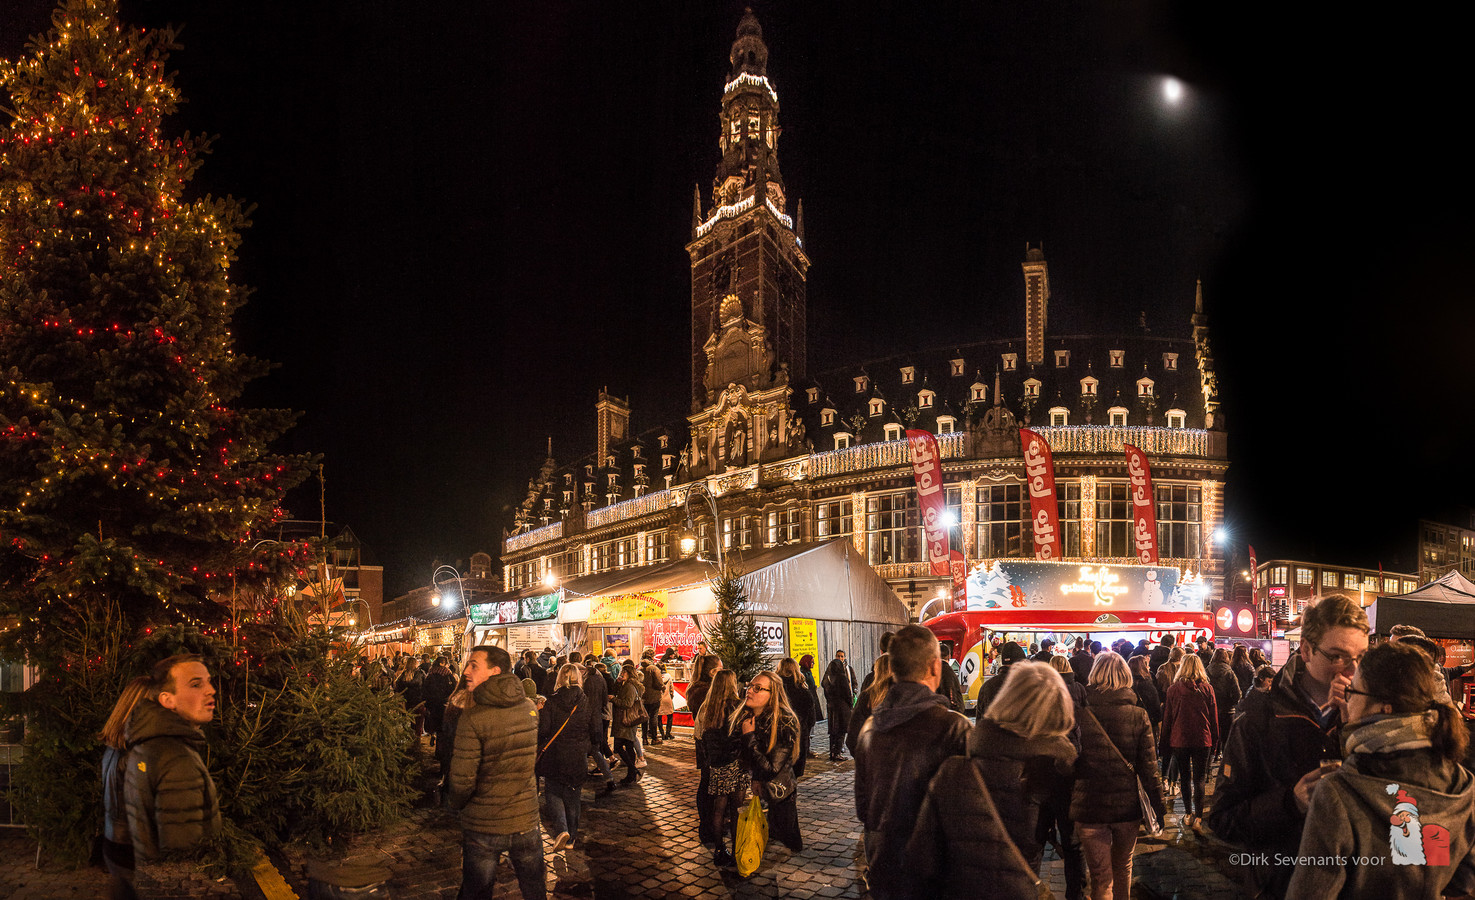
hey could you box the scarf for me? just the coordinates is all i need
[1343,711,1437,757]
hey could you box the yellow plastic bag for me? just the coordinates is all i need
[735,794,768,877]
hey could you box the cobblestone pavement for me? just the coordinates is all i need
[0,729,1247,899]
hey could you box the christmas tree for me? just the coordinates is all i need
[0,0,314,652]
[702,570,768,683]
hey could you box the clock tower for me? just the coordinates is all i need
[686,9,810,408]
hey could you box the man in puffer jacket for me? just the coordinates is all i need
[447,645,545,900]
[123,655,221,861]
[854,626,970,900]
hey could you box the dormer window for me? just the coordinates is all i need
[1109,406,1129,427]
[1137,376,1155,397]
[658,434,669,449]
[1080,376,1099,397]
[900,366,915,385]
[821,408,836,427]
[565,473,573,485]
[1109,350,1125,368]
[585,465,594,477]
[918,389,935,409]
[937,416,956,434]
[1023,378,1042,398]
[633,464,646,477]
[970,382,987,402]
[605,455,616,468]
[632,445,643,460]
[950,358,965,376]
[563,490,573,503]
[1166,408,1187,428]
[1163,352,1179,371]
[869,398,885,417]
[806,387,819,403]
[1055,350,1070,368]
[1049,407,1069,427]
[662,454,675,470]
[884,423,903,441]
[607,473,619,487]
[854,375,869,393]
[834,432,852,450]
[633,484,647,498]
[1002,353,1018,372]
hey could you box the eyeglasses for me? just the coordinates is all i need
[1343,686,1378,701]
[746,684,770,694]
[1312,644,1364,669]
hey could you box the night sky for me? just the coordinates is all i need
[4,1,1471,596]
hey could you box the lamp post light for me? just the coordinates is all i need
[430,565,465,611]
[677,480,727,574]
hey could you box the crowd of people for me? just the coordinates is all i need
[98,592,1475,900]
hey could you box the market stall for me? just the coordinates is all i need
[924,559,1213,708]
[464,588,563,655]
[1365,571,1475,639]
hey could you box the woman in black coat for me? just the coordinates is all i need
[538,664,602,851]
[799,653,825,725]
[1129,653,1163,731]
[1205,648,1242,758]
[739,669,804,853]
[778,657,816,776]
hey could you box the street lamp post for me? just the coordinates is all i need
[430,565,466,657]
[676,480,727,574]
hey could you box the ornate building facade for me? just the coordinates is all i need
[502,12,1231,616]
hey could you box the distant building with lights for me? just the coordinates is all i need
[501,11,1231,617]
[1418,511,1475,584]
[1252,559,1418,631]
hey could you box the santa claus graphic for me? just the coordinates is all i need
[1387,784,1427,865]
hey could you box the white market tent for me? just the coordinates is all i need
[1366,571,1475,639]
[556,539,909,680]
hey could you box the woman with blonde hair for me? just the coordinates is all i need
[777,657,816,776]
[1072,651,1166,900]
[1154,645,1184,697]
[739,670,804,852]
[100,678,152,900]
[537,663,599,851]
[695,670,745,867]
[1162,653,1218,829]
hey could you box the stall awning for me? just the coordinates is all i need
[558,539,908,626]
[1366,571,1475,638]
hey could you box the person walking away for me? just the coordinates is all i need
[908,660,1078,900]
[846,654,892,757]
[100,678,149,899]
[120,654,222,895]
[686,655,722,843]
[576,656,615,796]
[446,645,545,900]
[1154,646,1183,698]
[936,642,965,713]
[1070,639,1096,687]
[1205,647,1241,759]
[976,640,1028,717]
[1287,640,1475,898]
[853,625,971,900]
[1042,655,1088,900]
[1148,634,1176,680]
[800,654,825,727]
[738,670,805,852]
[1230,644,1255,694]
[396,659,426,738]
[610,660,646,786]
[437,675,473,799]
[1072,651,1167,900]
[822,649,857,761]
[1129,654,1162,734]
[778,657,816,777]
[537,664,600,852]
[422,656,456,749]
[641,652,664,745]
[696,670,746,867]
[657,662,676,740]
[1206,594,1369,900]
[1161,654,1218,830]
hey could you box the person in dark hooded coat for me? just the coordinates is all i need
[537,664,601,851]
[821,650,857,761]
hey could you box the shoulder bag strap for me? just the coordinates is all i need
[1084,708,1137,778]
[963,758,1048,896]
[541,700,579,755]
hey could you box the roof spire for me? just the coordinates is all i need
[730,8,768,77]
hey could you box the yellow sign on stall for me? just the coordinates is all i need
[589,590,669,624]
[789,617,818,661]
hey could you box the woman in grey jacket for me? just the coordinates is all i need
[1288,641,1475,899]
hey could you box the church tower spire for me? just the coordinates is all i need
[686,9,809,406]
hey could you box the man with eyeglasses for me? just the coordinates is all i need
[1207,593,1369,899]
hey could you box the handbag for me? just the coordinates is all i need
[760,767,796,803]
[618,700,648,728]
[735,794,768,878]
[1085,709,1162,836]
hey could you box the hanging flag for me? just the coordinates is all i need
[1124,443,1159,564]
[1020,428,1062,560]
[1248,544,1259,610]
[907,429,969,612]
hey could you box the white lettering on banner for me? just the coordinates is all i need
[756,620,786,657]
[915,467,943,499]
[908,437,938,469]
[1128,452,1152,508]
[1060,566,1130,606]
[1024,438,1053,498]
[1134,519,1156,561]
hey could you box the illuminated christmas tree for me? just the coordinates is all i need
[0,0,313,652]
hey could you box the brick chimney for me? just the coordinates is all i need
[1022,244,1049,367]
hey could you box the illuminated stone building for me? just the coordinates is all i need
[502,11,1231,616]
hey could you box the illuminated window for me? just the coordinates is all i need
[1296,568,1314,585]
[1166,409,1186,428]
[1109,350,1125,368]
[1344,573,1359,590]
[869,398,885,416]
[662,454,674,470]
[1150,483,1202,559]
[1002,353,1018,371]
[1383,577,1400,594]
[1023,378,1041,398]
[834,432,851,450]
[1055,350,1070,368]
[1109,407,1128,427]
[1163,353,1179,371]
[821,408,835,427]
[977,481,1028,558]
[748,115,760,136]
[658,434,669,449]
[723,515,755,550]
[1322,570,1339,588]
[1080,376,1098,397]
[646,531,670,564]
[970,382,987,402]
[1270,566,1287,585]
[1404,579,1417,592]
[1049,407,1069,427]
[854,375,869,393]
[816,499,853,538]
[919,389,935,409]
[767,507,802,545]
[900,366,915,384]
[884,423,903,441]
[1137,377,1155,397]
[937,416,956,434]
[867,490,919,565]
[950,358,965,376]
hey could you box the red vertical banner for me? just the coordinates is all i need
[1248,544,1259,610]
[907,429,969,612]
[1124,443,1159,564]
[1020,428,1062,560]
